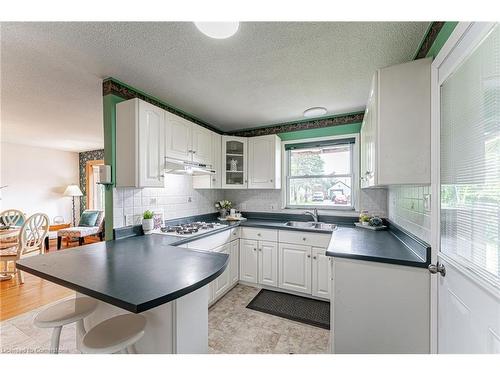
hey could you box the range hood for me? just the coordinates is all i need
[164,157,216,176]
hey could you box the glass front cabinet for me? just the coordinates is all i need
[222,136,247,189]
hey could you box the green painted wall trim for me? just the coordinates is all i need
[103,94,126,240]
[278,123,362,141]
[425,22,458,58]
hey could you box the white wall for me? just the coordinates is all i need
[0,142,79,223]
[113,174,224,228]
[388,185,431,243]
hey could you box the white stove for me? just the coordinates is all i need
[154,221,226,238]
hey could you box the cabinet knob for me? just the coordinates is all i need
[212,178,216,182]
[270,179,273,182]
[192,150,197,154]
[253,248,256,251]
[313,256,317,260]
[257,233,261,236]
[307,254,311,258]
[302,237,306,241]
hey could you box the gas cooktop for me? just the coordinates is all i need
[155,221,226,238]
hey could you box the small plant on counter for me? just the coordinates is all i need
[215,200,232,210]
[142,210,155,234]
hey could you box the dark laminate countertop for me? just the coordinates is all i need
[325,225,430,268]
[16,235,229,313]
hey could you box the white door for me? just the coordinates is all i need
[248,135,275,189]
[431,22,500,353]
[278,243,311,294]
[211,133,222,188]
[312,247,331,299]
[230,239,239,285]
[192,125,213,165]
[258,241,278,287]
[165,113,192,160]
[239,239,258,283]
[138,100,165,187]
[214,244,230,299]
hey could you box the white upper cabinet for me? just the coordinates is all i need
[165,112,192,161]
[191,125,213,165]
[116,98,165,188]
[360,57,431,187]
[192,132,222,189]
[222,136,248,189]
[165,111,214,166]
[247,135,281,189]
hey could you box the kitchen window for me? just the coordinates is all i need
[284,136,358,210]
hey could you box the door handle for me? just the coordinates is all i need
[428,262,446,277]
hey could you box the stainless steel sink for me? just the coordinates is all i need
[284,221,337,232]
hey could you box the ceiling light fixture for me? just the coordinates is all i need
[303,107,328,118]
[194,22,239,39]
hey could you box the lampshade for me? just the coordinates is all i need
[64,184,83,197]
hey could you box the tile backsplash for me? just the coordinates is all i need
[388,185,431,243]
[223,188,388,218]
[113,175,223,228]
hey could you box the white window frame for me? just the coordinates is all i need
[281,133,360,211]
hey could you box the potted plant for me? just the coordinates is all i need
[142,210,154,234]
[215,200,232,219]
[359,213,371,226]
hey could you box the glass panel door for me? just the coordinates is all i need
[440,24,500,286]
[224,138,247,188]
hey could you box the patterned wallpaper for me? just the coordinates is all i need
[79,149,105,213]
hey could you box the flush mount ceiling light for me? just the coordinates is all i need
[194,22,239,39]
[303,107,328,118]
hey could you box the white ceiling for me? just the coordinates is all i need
[1,22,429,152]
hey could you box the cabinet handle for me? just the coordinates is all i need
[192,150,197,154]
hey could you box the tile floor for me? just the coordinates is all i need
[0,284,330,354]
[208,284,330,354]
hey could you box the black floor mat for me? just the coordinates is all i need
[246,289,330,330]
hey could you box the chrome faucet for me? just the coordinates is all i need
[304,208,319,222]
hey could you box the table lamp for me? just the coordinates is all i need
[64,184,83,226]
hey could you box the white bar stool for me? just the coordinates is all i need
[34,297,98,354]
[81,314,146,354]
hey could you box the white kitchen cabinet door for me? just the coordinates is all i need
[278,243,311,294]
[165,112,192,161]
[312,247,331,299]
[230,239,239,285]
[208,281,215,305]
[138,100,166,187]
[191,125,213,165]
[214,244,230,299]
[239,239,258,283]
[116,98,166,188]
[247,135,281,189]
[258,241,278,287]
[222,136,247,189]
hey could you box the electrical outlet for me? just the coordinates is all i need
[188,197,192,203]
[149,197,157,205]
[270,204,276,210]
[240,203,247,210]
[125,214,134,226]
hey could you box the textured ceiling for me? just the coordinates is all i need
[1,22,429,152]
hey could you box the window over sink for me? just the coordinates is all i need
[284,135,358,210]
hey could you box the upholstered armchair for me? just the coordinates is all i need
[57,210,105,249]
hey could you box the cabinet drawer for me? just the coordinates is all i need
[240,227,278,242]
[278,230,332,248]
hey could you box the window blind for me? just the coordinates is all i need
[440,25,500,285]
[284,137,355,151]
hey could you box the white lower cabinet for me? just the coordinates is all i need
[257,241,278,287]
[214,243,231,300]
[239,239,258,283]
[229,239,239,285]
[312,247,331,299]
[278,243,312,294]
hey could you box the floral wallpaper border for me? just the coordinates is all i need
[79,149,105,213]
[414,21,445,59]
